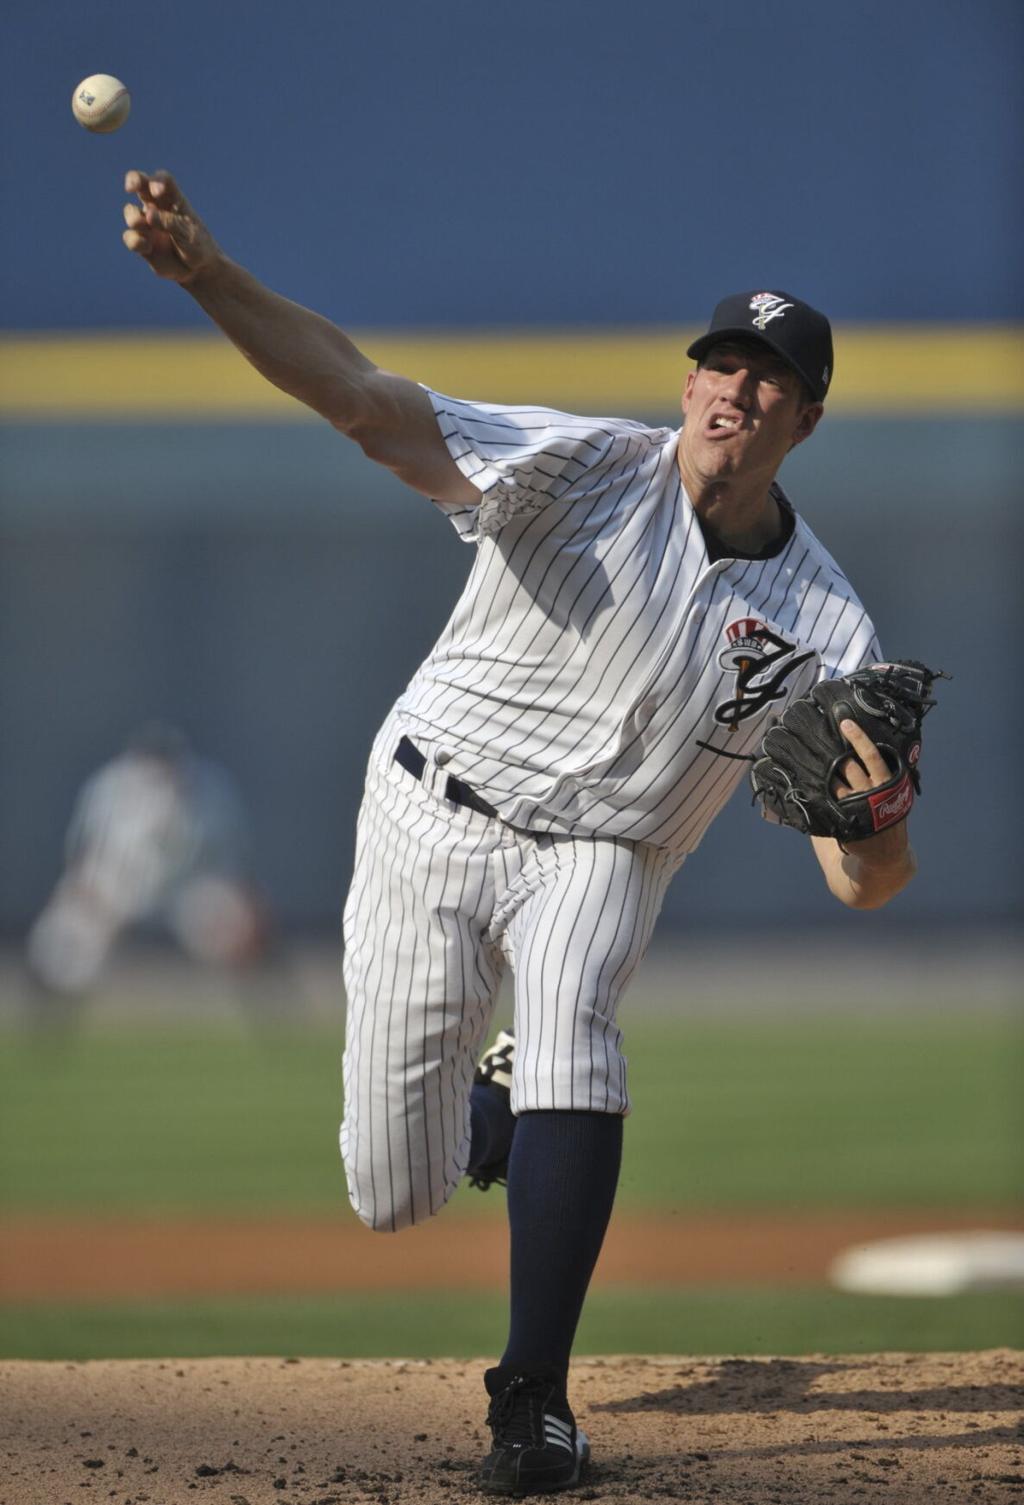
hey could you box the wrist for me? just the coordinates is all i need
[845,822,912,869]
[838,830,916,909]
[180,247,231,295]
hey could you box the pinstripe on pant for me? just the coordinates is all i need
[339,726,680,1232]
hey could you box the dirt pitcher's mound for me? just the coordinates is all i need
[3,1351,1022,1505]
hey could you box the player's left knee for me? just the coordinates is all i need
[352,1202,410,1234]
[340,1148,453,1233]
[348,1188,445,1234]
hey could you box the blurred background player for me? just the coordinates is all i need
[25,724,275,1025]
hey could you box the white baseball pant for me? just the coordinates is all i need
[339,718,680,1232]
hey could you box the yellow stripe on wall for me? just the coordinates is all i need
[1,327,1021,419]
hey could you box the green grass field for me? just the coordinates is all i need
[1,1289,1017,1362]
[1,1009,1021,1358]
[2,1015,1020,1214]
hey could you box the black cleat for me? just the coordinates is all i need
[480,1366,590,1495]
[468,1028,515,1191]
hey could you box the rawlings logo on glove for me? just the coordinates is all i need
[749,660,944,842]
[868,774,914,831]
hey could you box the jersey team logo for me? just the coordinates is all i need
[749,292,793,331]
[714,618,814,729]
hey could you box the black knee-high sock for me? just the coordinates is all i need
[499,1110,623,1385]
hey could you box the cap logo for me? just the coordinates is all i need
[749,292,793,331]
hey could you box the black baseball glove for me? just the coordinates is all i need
[749,660,942,842]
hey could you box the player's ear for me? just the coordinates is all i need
[789,401,824,450]
[681,368,697,414]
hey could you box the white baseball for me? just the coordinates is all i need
[72,74,131,134]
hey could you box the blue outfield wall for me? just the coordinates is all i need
[3,0,1022,331]
[2,414,1019,933]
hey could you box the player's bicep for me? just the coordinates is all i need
[344,371,479,504]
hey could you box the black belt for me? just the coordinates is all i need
[394,736,498,818]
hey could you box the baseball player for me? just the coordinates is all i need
[122,171,920,1494]
[26,724,272,1016]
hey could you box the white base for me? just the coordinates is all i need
[829,1230,1024,1296]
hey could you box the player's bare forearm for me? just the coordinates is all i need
[812,827,917,910]
[121,170,476,502]
[184,253,376,425]
[188,262,472,496]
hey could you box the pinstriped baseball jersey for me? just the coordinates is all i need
[390,392,881,854]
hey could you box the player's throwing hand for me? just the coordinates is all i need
[122,171,220,285]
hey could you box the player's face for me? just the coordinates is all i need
[680,341,823,484]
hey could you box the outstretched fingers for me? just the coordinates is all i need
[121,169,216,282]
[125,171,189,235]
[122,195,182,264]
[122,199,154,253]
[124,169,190,214]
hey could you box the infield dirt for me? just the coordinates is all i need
[4,1209,1022,1301]
[4,1350,1022,1505]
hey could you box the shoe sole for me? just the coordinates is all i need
[479,1432,590,1496]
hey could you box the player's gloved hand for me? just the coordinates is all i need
[122,171,221,286]
[749,660,945,842]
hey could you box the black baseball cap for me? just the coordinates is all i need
[686,291,833,402]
